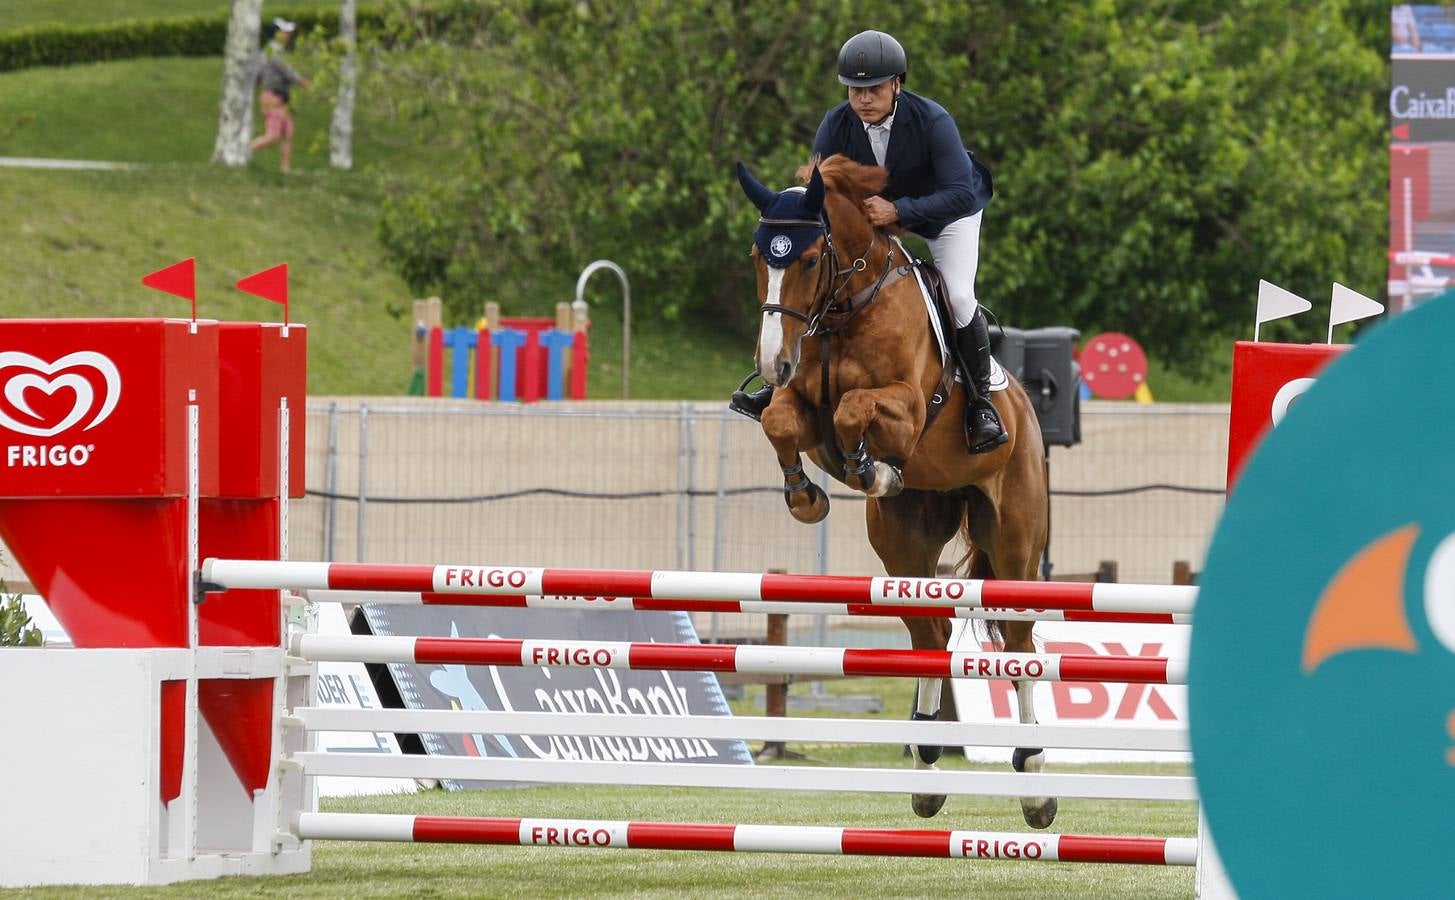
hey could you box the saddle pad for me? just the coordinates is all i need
[898,239,1009,393]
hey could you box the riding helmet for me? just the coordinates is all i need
[837,30,907,87]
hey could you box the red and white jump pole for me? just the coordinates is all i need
[296,813,1197,865]
[205,559,1197,616]
[302,589,1191,625]
[291,634,1187,684]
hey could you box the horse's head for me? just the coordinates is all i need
[737,158,885,387]
[736,161,830,386]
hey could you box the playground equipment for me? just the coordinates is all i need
[409,298,590,402]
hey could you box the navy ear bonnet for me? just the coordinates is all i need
[737,162,826,269]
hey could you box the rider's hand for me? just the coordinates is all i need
[863,196,899,226]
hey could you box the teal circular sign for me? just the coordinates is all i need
[1192,297,1455,898]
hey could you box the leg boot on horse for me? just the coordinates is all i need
[953,310,1009,454]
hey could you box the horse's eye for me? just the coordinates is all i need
[803,256,818,270]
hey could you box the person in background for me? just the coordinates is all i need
[1393,5,1422,53]
[250,18,311,174]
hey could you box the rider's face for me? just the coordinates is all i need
[848,80,899,125]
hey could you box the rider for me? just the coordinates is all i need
[730,29,1006,453]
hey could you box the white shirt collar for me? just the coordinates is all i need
[862,111,895,133]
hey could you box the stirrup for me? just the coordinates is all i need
[728,373,771,421]
[966,400,1008,454]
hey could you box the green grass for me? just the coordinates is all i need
[14,779,1193,898]
[0,56,461,176]
[0,1,334,31]
[0,164,413,395]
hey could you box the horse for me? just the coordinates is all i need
[736,154,1056,828]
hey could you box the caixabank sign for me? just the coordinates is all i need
[0,318,219,497]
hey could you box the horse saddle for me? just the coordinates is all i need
[893,242,1009,432]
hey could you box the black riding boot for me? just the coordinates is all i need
[729,372,774,421]
[953,312,1008,453]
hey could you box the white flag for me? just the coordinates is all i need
[1328,283,1384,342]
[1254,280,1312,341]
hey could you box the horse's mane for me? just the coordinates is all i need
[795,154,888,214]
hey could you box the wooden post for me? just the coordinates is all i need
[482,302,500,401]
[758,613,789,760]
[554,302,573,391]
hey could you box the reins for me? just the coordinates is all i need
[755,208,909,478]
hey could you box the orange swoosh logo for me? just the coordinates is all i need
[1302,524,1420,674]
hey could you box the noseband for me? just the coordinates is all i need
[757,212,893,336]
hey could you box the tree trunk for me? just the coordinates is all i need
[329,0,358,170]
[212,0,263,166]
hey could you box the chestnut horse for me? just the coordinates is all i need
[736,155,1055,828]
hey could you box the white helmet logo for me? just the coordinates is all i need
[770,235,792,258]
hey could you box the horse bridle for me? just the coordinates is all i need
[756,212,894,337]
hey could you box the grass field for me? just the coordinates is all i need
[5,674,1197,898]
[16,761,1196,899]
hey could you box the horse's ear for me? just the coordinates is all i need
[804,166,825,216]
[736,161,776,212]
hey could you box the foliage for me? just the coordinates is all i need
[370,0,1386,369]
[0,582,42,647]
[0,7,387,74]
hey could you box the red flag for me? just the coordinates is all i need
[142,258,197,319]
[236,262,289,324]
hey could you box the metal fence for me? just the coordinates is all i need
[294,399,1228,643]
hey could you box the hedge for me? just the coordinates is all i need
[0,8,391,73]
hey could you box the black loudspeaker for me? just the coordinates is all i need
[1020,326,1082,447]
[990,325,1026,381]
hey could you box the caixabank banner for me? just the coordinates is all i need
[1390,5,1455,309]
[356,602,752,788]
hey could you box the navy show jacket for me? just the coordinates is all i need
[812,89,993,239]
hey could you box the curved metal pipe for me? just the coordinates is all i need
[574,260,631,399]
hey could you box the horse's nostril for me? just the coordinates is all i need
[778,361,792,384]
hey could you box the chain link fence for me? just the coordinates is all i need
[294,399,1228,645]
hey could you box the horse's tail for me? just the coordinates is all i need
[953,487,1004,650]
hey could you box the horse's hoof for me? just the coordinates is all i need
[1020,797,1058,829]
[912,793,947,819]
[786,481,829,524]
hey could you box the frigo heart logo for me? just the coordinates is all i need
[0,351,122,437]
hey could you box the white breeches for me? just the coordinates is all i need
[918,210,983,329]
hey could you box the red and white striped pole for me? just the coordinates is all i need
[206,559,1197,616]
[296,813,1197,865]
[303,589,1191,625]
[292,634,1187,684]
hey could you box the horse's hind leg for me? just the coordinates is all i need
[972,479,1058,829]
[1001,619,1057,829]
[866,490,965,819]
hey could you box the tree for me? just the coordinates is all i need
[330,0,358,169]
[369,0,1385,368]
[212,0,263,166]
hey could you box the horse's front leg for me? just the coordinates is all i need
[833,383,921,497]
[761,388,830,524]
